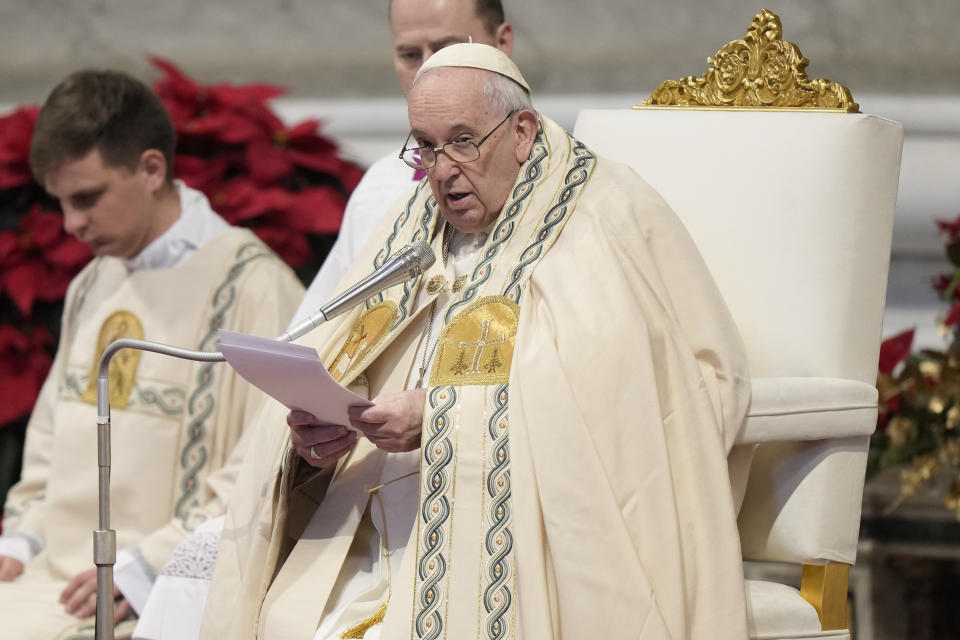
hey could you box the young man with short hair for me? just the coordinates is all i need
[0,69,304,639]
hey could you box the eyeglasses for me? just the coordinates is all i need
[398,110,516,170]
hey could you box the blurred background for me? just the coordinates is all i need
[1,1,959,637]
[4,0,956,342]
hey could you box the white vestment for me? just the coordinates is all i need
[201,117,753,640]
[0,184,304,639]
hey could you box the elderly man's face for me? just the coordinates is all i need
[408,68,536,235]
[390,0,514,96]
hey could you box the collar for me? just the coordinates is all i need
[123,181,230,273]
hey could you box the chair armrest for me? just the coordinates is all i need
[738,377,878,444]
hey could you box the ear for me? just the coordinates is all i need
[137,149,169,195]
[513,109,538,164]
[495,22,514,56]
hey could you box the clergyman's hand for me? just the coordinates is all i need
[0,555,23,581]
[348,389,426,453]
[59,567,132,621]
[287,410,358,468]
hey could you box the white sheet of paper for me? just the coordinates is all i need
[218,329,371,429]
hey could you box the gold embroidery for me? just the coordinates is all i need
[81,310,144,408]
[426,275,446,294]
[430,297,519,387]
[452,275,468,293]
[328,302,399,382]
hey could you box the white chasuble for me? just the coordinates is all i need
[202,116,752,640]
[0,227,303,639]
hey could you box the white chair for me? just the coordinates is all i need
[572,10,903,640]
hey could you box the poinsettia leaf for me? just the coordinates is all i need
[0,232,24,264]
[0,325,29,351]
[937,215,960,240]
[286,187,346,234]
[286,119,324,141]
[246,141,293,185]
[879,328,915,375]
[22,204,63,248]
[0,371,40,424]
[0,106,39,161]
[947,303,960,327]
[947,237,960,267]
[0,325,53,429]
[232,99,285,134]
[45,237,91,269]
[175,154,230,191]
[0,164,35,190]
[35,266,73,302]
[0,261,43,316]
[209,83,286,108]
[251,224,310,268]
[149,56,200,102]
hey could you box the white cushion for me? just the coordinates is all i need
[745,580,849,640]
[740,377,878,444]
[572,110,903,386]
[738,436,869,564]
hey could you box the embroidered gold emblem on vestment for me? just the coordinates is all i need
[430,296,519,386]
[328,301,399,382]
[82,310,144,408]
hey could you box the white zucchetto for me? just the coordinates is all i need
[413,42,530,92]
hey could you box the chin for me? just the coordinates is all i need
[443,209,493,234]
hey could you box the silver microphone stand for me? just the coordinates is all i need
[92,241,433,639]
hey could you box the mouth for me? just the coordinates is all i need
[445,191,473,208]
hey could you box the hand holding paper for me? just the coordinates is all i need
[218,329,372,431]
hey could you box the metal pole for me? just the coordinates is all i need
[94,340,225,640]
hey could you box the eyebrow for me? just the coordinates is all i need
[395,35,470,52]
[63,185,107,201]
[410,123,477,143]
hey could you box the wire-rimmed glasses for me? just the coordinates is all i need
[398,110,516,170]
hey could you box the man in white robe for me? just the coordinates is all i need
[133,6,516,638]
[202,44,752,639]
[0,70,304,639]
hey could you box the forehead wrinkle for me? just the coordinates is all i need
[411,120,480,141]
[410,68,489,117]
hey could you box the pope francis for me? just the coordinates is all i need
[201,44,752,640]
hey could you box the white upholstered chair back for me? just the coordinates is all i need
[572,108,903,638]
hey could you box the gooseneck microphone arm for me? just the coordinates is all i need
[92,241,434,639]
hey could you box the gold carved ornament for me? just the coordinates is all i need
[82,310,145,409]
[640,9,858,112]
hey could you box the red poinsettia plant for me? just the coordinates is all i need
[872,213,960,517]
[0,58,363,431]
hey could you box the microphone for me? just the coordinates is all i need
[278,239,436,342]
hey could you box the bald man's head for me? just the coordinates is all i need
[389,0,514,95]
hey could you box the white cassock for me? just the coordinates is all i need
[0,182,304,640]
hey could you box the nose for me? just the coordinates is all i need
[61,206,87,238]
[431,151,461,182]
